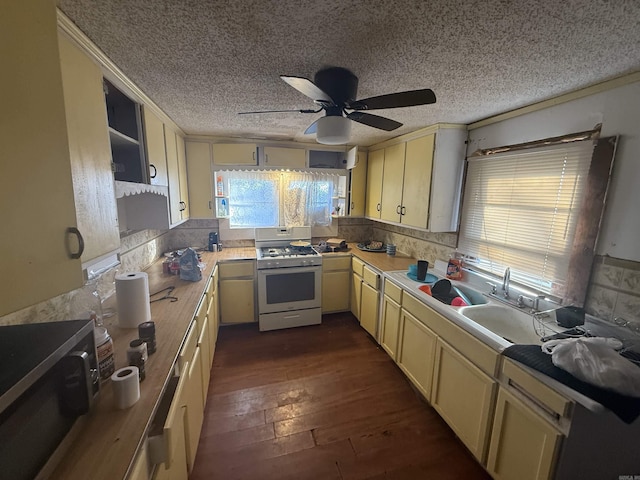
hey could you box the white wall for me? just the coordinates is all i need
[467,80,640,262]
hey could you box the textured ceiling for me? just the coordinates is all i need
[57,0,640,147]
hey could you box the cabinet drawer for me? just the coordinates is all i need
[323,255,352,272]
[363,265,380,289]
[384,279,402,304]
[502,359,571,418]
[402,292,499,376]
[352,256,365,276]
[219,260,254,278]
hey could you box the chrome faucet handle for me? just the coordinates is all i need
[517,295,526,308]
[486,282,497,295]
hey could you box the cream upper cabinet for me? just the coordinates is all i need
[176,134,190,220]
[212,143,257,165]
[185,141,214,218]
[263,146,306,168]
[58,33,120,267]
[164,127,189,226]
[487,387,562,480]
[401,134,435,228]
[431,337,496,462]
[365,149,384,218]
[366,125,466,231]
[142,107,169,186]
[349,151,367,216]
[1,1,83,316]
[380,142,406,223]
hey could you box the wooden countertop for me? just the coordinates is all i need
[51,248,256,480]
[347,242,416,272]
[50,244,411,480]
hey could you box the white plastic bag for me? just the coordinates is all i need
[541,337,640,397]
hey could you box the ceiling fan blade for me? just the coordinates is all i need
[280,76,334,104]
[346,112,402,131]
[348,89,436,110]
[238,108,320,115]
[304,120,319,135]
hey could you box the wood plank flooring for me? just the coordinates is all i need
[191,313,491,480]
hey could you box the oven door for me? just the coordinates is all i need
[258,265,321,314]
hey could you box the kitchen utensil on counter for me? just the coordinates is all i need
[417,260,429,281]
[290,240,311,248]
[407,271,438,283]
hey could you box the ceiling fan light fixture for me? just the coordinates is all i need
[316,116,351,145]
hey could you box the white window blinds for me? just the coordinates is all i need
[458,140,594,297]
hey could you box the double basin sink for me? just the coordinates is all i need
[387,270,640,351]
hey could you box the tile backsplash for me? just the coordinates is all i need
[585,255,640,324]
[4,217,638,328]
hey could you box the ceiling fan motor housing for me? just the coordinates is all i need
[314,67,358,106]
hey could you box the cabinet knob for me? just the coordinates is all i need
[149,164,157,179]
[401,206,406,215]
[66,227,85,260]
[377,203,381,212]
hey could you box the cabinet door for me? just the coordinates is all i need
[2,1,83,317]
[431,338,496,462]
[58,33,120,265]
[380,142,406,223]
[143,107,169,186]
[197,317,211,406]
[263,146,306,168]
[487,388,561,480]
[359,281,379,337]
[365,149,384,218]
[220,279,255,323]
[350,274,362,320]
[349,152,367,216]
[397,309,437,400]
[176,134,190,219]
[185,346,204,472]
[185,142,213,218]
[206,282,219,366]
[380,295,401,360]
[212,143,257,165]
[322,270,351,313]
[401,134,434,228]
[164,127,182,225]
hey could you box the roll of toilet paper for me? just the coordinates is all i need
[115,272,151,329]
[111,367,140,409]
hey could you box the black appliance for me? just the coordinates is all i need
[0,319,100,480]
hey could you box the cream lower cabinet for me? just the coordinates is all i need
[322,255,352,313]
[359,265,380,337]
[379,280,403,360]
[350,257,364,320]
[396,308,438,400]
[151,369,189,480]
[487,387,562,480]
[178,323,204,473]
[206,266,219,365]
[219,260,256,324]
[431,338,496,462]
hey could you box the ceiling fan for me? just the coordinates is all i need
[239,66,436,145]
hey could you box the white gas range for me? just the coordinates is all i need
[255,227,323,331]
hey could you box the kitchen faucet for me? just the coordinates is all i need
[502,267,510,298]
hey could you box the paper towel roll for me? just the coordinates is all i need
[115,272,151,329]
[111,367,140,409]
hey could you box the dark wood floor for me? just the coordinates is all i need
[191,313,491,480]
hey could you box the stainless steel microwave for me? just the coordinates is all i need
[0,319,100,480]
